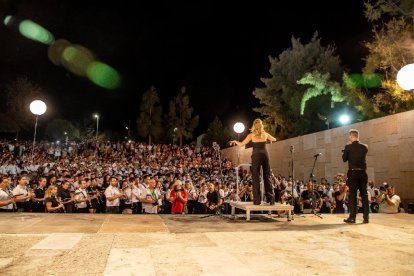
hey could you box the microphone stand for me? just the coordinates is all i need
[308,154,322,219]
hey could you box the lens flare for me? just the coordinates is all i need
[48,39,71,66]
[61,45,95,76]
[4,15,14,26]
[18,19,55,45]
[87,61,121,90]
[349,73,381,88]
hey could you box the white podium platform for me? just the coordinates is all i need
[230,201,294,221]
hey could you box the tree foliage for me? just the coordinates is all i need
[363,0,414,114]
[136,86,163,144]
[45,119,80,141]
[201,116,232,149]
[2,76,45,132]
[166,86,199,147]
[253,33,343,138]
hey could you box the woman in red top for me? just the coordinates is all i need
[169,180,188,214]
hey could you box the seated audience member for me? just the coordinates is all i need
[376,185,401,214]
[277,190,289,216]
[334,183,349,214]
[206,182,222,214]
[239,183,254,202]
[317,194,331,214]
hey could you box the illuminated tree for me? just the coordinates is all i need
[363,0,414,113]
[253,33,343,138]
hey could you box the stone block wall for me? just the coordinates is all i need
[221,109,414,205]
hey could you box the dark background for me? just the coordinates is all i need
[0,0,371,138]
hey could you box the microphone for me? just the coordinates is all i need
[314,153,322,157]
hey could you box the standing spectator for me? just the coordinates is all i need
[169,180,188,214]
[105,176,123,214]
[32,177,47,212]
[185,180,197,214]
[12,175,33,212]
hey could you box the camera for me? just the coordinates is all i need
[152,202,159,206]
[379,184,389,192]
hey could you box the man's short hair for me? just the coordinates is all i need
[349,129,359,137]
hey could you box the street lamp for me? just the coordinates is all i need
[30,100,47,160]
[64,132,68,145]
[125,126,130,140]
[233,122,245,141]
[339,114,350,125]
[94,114,99,140]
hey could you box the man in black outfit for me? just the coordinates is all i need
[342,129,369,224]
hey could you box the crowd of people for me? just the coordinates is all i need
[0,139,402,216]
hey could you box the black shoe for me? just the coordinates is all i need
[268,197,275,205]
[343,218,355,224]
[363,219,369,224]
[253,202,261,205]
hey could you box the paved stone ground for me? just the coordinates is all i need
[0,213,413,275]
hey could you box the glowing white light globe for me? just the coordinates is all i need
[339,114,350,125]
[233,122,245,134]
[396,64,414,90]
[29,100,47,115]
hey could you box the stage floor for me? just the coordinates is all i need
[1,213,413,275]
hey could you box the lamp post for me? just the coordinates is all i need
[94,114,99,140]
[233,122,245,201]
[64,132,68,145]
[30,100,47,160]
[172,127,177,145]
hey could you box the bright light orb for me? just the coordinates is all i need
[339,114,350,125]
[30,100,47,115]
[233,122,245,134]
[396,64,414,90]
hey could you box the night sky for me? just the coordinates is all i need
[0,1,371,138]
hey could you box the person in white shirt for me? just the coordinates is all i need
[105,176,124,214]
[12,175,34,212]
[129,178,141,214]
[140,178,159,214]
[376,185,401,214]
[74,180,89,213]
[0,176,16,212]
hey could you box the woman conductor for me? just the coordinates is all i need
[229,119,277,205]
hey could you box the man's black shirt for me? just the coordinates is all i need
[342,141,368,170]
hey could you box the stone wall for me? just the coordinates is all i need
[221,109,414,205]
